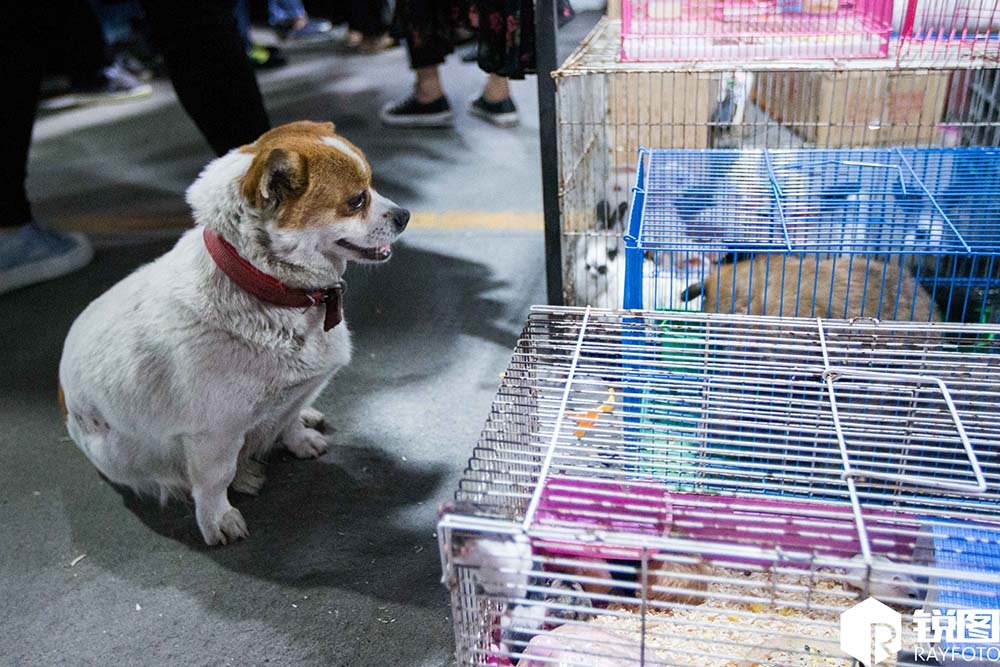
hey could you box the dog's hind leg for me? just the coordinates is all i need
[184,433,248,545]
[231,440,267,496]
[298,406,326,431]
[281,415,329,459]
[297,378,332,432]
[281,379,332,459]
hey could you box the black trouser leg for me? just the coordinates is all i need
[0,4,53,227]
[140,0,271,155]
[60,0,113,88]
[349,0,387,37]
[0,0,271,229]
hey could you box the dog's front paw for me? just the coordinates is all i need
[299,407,326,431]
[285,427,329,459]
[201,508,249,546]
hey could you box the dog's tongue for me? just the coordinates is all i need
[377,245,392,259]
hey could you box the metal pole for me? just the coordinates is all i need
[536,0,564,305]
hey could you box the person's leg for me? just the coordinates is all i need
[233,0,253,50]
[0,2,94,293]
[39,0,152,111]
[468,73,518,127]
[464,0,533,128]
[268,0,304,26]
[401,0,454,70]
[346,0,393,51]
[415,66,445,103]
[234,1,290,71]
[270,0,332,41]
[59,0,113,88]
[348,0,387,36]
[381,0,455,127]
[0,4,46,230]
[140,0,271,155]
[473,0,535,79]
[482,73,510,103]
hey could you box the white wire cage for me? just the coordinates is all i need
[557,19,1000,309]
[439,306,1000,666]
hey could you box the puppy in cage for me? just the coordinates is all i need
[573,200,710,311]
[571,200,630,309]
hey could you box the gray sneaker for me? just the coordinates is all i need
[0,222,94,294]
[41,63,153,111]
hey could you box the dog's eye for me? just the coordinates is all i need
[347,192,367,211]
[607,248,619,261]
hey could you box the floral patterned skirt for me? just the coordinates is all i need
[391,0,536,80]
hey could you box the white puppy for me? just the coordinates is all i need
[59,121,409,545]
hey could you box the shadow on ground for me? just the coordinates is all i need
[87,438,447,608]
[0,236,513,399]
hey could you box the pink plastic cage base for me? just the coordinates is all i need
[530,476,917,564]
[897,0,1000,62]
[620,0,893,61]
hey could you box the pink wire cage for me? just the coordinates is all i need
[620,0,893,61]
[897,0,1000,62]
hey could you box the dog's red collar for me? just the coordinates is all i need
[202,227,344,331]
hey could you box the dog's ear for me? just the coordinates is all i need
[244,148,307,209]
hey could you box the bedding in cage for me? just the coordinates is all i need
[619,0,892,61]
[623,146,1000,323]
[438,307,1000,666]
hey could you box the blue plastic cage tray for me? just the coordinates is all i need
[932,522,1000,610]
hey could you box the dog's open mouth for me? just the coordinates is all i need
[336,240,393,262]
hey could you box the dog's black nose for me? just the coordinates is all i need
[390,207,410,232]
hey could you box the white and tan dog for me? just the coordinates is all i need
[59,121,409,545]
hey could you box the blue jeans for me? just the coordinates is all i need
[268,0,306,25]
[234,0,251,48]
[234,0,305,48]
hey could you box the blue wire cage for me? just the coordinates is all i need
[624,147,1000,323]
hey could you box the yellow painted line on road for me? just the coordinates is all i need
[410,210,543,230]
[58,210,543,234]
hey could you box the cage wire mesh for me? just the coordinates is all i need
[897,0,1000,63]
[623,146,1000,322]
[557,19,1000,309]
[438,306,1000,666]
[620,0,893,62]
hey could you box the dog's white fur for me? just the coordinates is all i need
[59,124,405,545]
